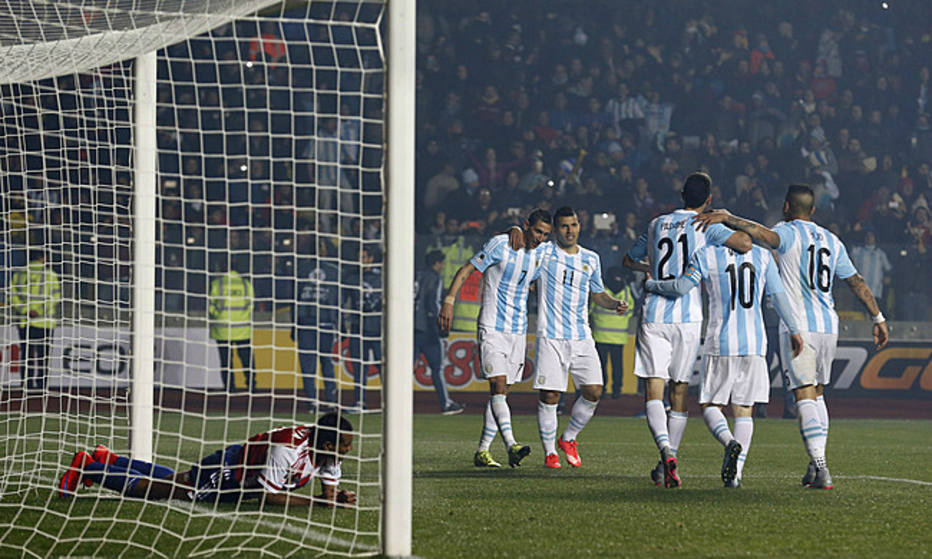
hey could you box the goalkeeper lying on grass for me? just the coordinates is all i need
[59,411,356,507]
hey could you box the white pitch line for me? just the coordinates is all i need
[172,501,381,555]
[838,475,932,486]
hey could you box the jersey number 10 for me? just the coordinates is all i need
[725,262,756,310]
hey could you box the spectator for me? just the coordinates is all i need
[850,230,892,302]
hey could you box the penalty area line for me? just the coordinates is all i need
[838,475,932,486]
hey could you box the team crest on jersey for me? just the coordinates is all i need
[583,263,590,273]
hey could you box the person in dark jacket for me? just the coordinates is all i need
[415,251,464,414]
[292,236,340,411]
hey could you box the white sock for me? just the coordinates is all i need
[667,411,688,455]
[797,399,827,469]
[815,395,829,448]
[537,401,558,456]
[490,394,517,448]
[733,417,753,480]
[702,406,733,447]
[645,399,670,451]
[562,397,598,442]
[477,400,497,452]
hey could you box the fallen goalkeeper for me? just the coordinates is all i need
[58,411,356,507]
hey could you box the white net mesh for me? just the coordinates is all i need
[0,1,387,556]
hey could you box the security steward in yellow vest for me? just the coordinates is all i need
[590,266,634,398]
[10,249,61,391]
[437,235,479,333]
[209,263,255,392]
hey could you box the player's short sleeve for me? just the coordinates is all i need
[627,232,648,261]
[257,445,292,493]
[834,242,857,280]
[703,222,735,247]
[588,252,605,294]
[470,234,507,273]
[772,223,795,255]
[318,459,342,487]
[762,251,785,296]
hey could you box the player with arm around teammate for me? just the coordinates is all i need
[645,244,803,487]
[439,209,553,468]
[623,171,752,488]
[59,412,357,507]
[533,206,629,469]
[693,184,889,489]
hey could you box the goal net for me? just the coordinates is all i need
[0,1,405,557]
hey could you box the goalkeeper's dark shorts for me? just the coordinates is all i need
[187,444,261,503]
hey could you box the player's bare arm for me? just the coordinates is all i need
[591,291,629,315]
[507,225,524,250]
[693,209,780,249]
[622,254,650,274]
[723,230,753,253]
[439,261,477,331]
[844,274,889,349]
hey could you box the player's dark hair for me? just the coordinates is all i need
[553,206,576,221]
[526,208,552,226]
[681,171,712,208]
[314,412,354,450]
[425,250,445,267]
[785,184,815,217]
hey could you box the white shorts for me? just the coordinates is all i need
[634,322,702,383]
[533,337,603,392]
[779,331,837,389]
[699,355,770,406]
[478,327,526,384]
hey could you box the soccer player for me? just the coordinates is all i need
[623,171,752,488]
[693,184,889,489]
[439,209,553,468]
[59,412,356,506]
[533,206,629,469]
[645,244,803,487]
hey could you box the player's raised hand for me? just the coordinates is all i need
[506,225,525,250]
[693,209,732,232]
[789,333,804,357]
[873,321,889,349]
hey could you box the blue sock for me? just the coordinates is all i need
[113,456,175,479]
[83,462,146,496]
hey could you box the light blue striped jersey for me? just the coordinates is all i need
[628,209,735,323]
[849,244,891,299]
[533,243,605,340]
[772,220,857,334]
[685,245,785,356]
[470,235,545,334]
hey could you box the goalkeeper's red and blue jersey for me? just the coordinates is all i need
[238,426,342,493]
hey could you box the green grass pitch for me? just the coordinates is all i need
[1,412,930,558]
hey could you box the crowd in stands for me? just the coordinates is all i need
[2,1,931,322]
[416,0,932,321]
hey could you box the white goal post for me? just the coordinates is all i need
[0,1,413,557]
